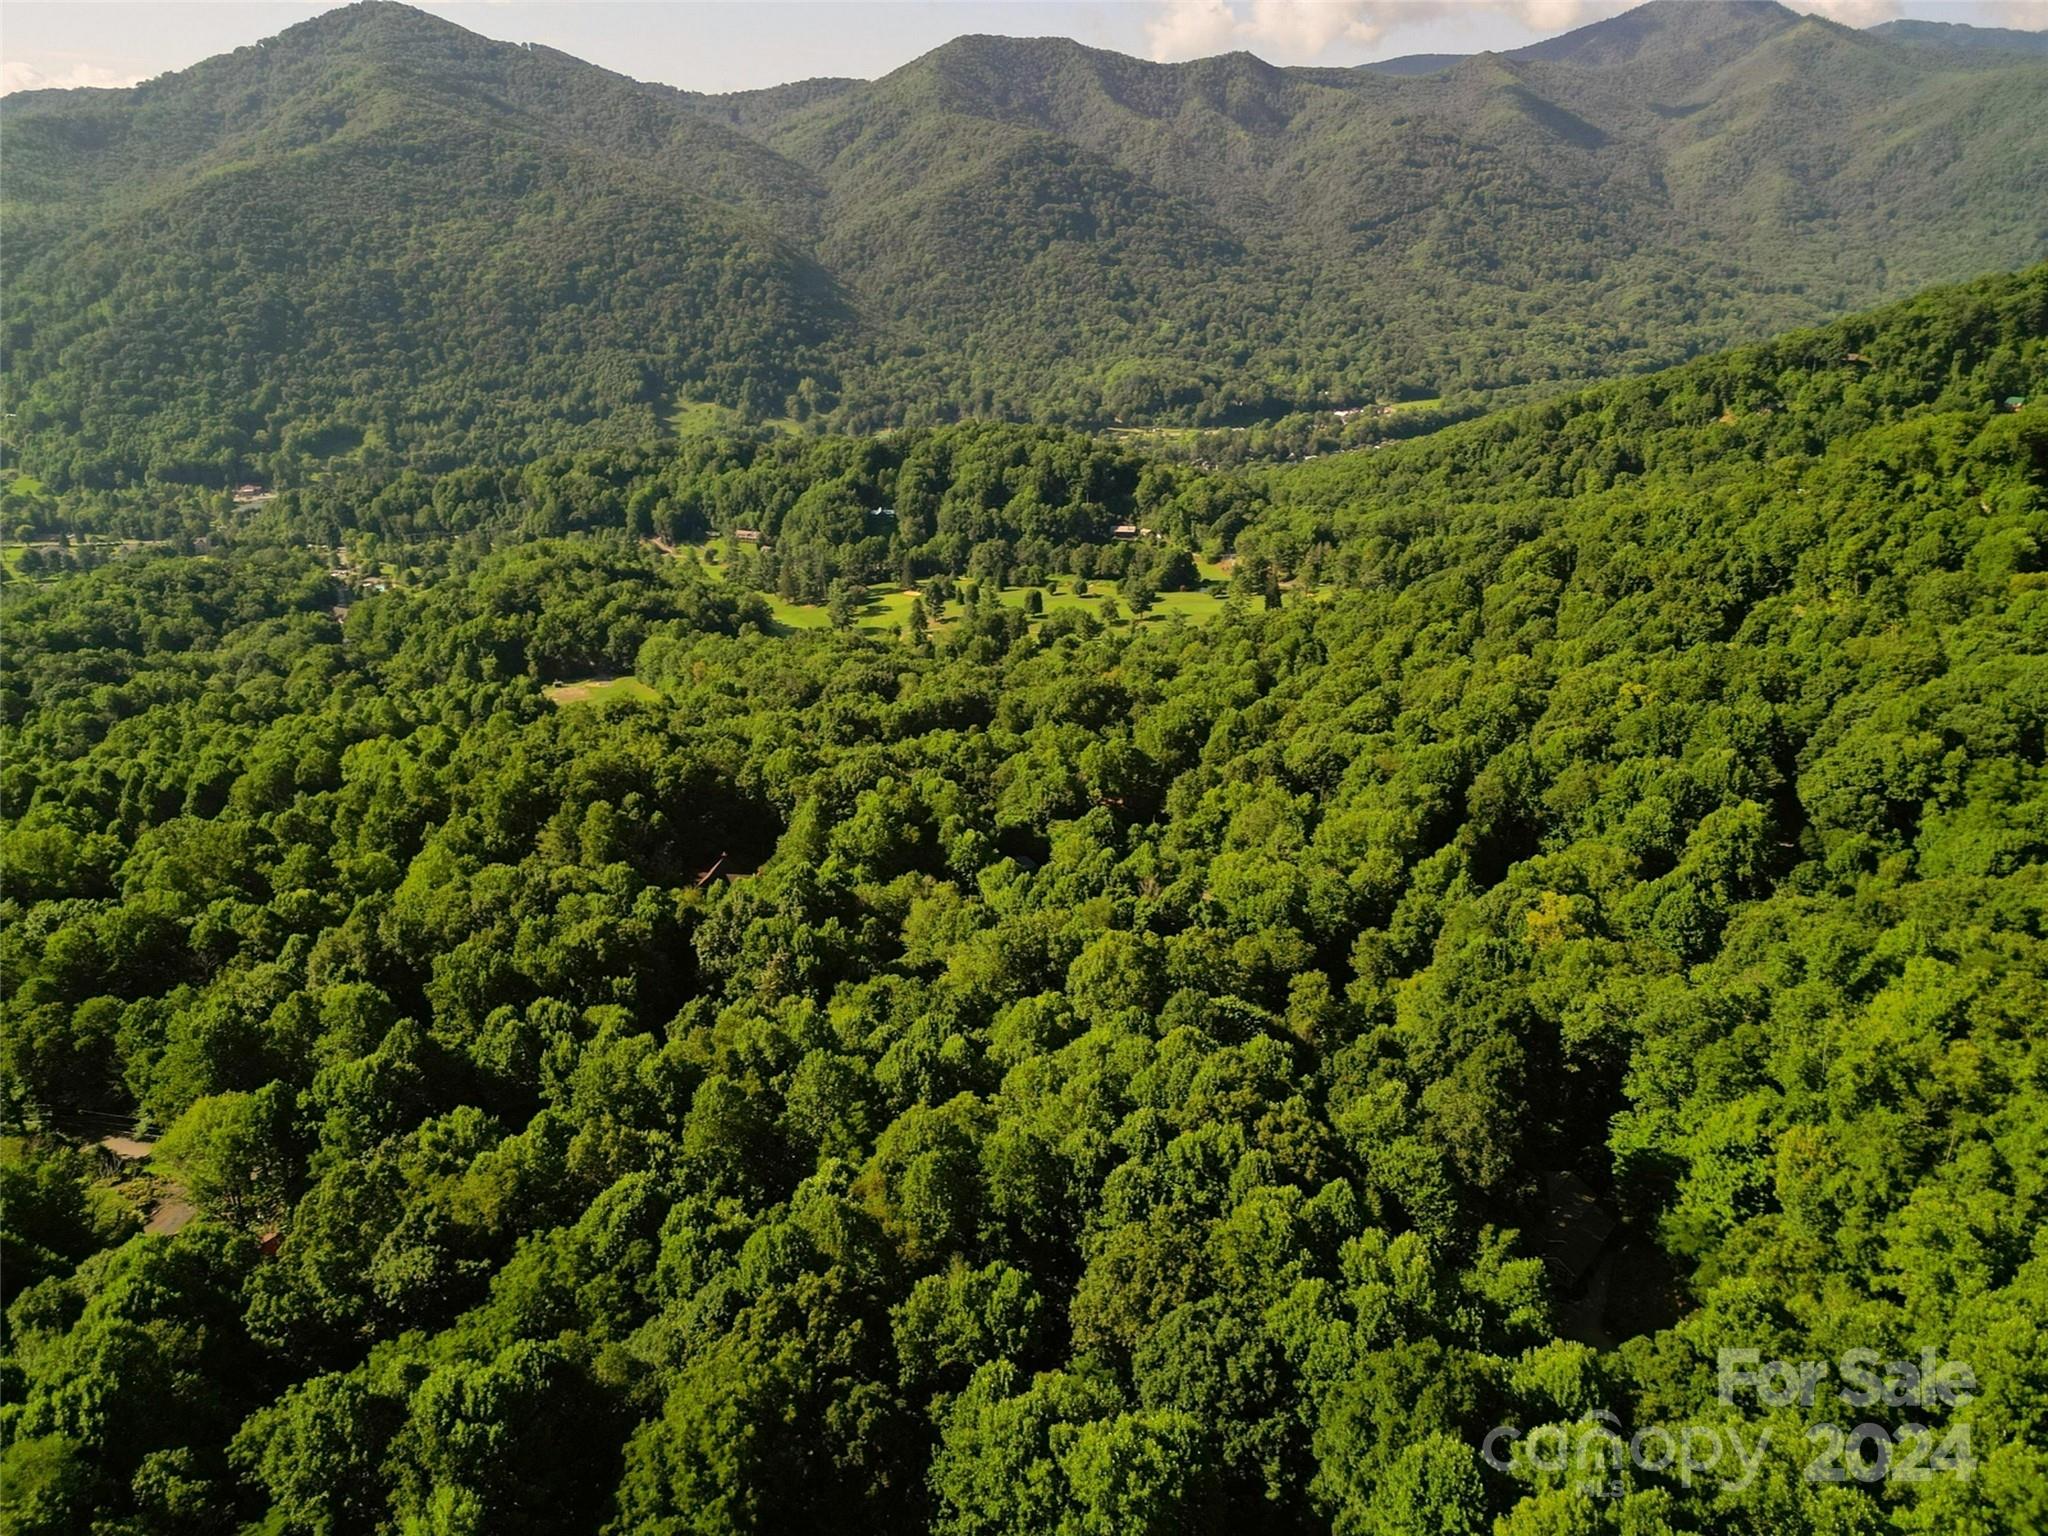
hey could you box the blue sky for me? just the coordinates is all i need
[3,0,2042,96]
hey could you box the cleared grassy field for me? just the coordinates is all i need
[658,538,1236,636]
[665,400,800,438]
[1146,589,1232,622]
[544,675,661,706]
[819,583,1234,635]
[1,536,162,580]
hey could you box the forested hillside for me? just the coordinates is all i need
[1867,18,2048,57]
[2,267,2043,1533]
[3,0,2043,484]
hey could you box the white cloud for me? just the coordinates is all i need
[0,57,147,97]
[1508,0,1619,29]
[1973,0,2048,25]
[1139,0,2021,65]
[1144,0,1629,63]
[1794,0,1903,24]
[1146,0,1243,57]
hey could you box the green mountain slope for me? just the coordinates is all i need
[1257,263,2046,572]
[1868,17,2048,57]
[0,3,846,485]
[703,0,2041,424]
[2,0,2042,483]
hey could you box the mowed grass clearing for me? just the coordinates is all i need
[665,399,801,438]
[544,675,661,707]
[666,538,1235,636]
[767,578,1230,635]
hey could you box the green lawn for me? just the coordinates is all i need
[670,537,740,580]
[1146,588,1231,622]
[665,399,747,436]
[544,675,661,706]
[766,596,836,631]
[665,398,800,438]
[856,588,924,631]
[797,581,1232,635]
[1,536,154,580]
[653,538,1236,637]
[1105,426,1202,449]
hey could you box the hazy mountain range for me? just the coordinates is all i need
[2,0,2042,482]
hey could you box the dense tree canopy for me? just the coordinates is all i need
[2,265,2043,1533]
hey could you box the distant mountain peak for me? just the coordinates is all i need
[1,0,2040,477]
[1512,0,1800,65]
[271,0,473,47]
[1868,17,2048,56]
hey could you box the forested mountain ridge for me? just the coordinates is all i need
[0,1,847,489]
[2,267,2044,1534]
[0,2,824,236]
[1256,254,2048,524]
[219,264,2048,608]
[1867,17,2048,57]
[746,8,2044,423]
[3,0,2043,485]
